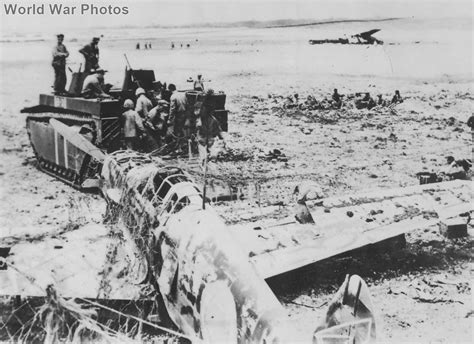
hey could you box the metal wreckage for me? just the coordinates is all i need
[308,29,384,45]
[0,67,472,343]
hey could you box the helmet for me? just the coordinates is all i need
[79,124,93,134]
[135,88,145,97]
[123,99,134,109]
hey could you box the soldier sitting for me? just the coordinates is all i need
[377,94,386,106]
[331,89,343,109]
[81,69,111,98]
[355,92,376,110]
[391,90,403,104]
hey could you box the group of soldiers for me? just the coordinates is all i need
[331,89,403,110]
[136,42,153,50]
[52,34,101,95]
[52,34,226,160]
[121,81,227,161]
[285,89,404,111]
[171,42,192,49]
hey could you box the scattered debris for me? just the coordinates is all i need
[309,29,384,45]
[409,277,467,304]
[262,149,288,162]
[213,147,254,162]
[438,218,468,239]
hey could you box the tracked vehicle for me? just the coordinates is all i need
[22,68,228,189]
[23,95,122,188]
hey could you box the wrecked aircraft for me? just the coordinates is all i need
[1,113,472,342]
[309,29,384,45]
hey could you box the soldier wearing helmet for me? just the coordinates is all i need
[135,87,153,119]
[122,99,145,150]
[147,100,170,146]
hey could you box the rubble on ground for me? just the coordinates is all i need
[244,92,403,126]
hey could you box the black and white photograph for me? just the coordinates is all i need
[0,0,472,342]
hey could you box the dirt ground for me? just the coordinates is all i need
[1,19,473,343]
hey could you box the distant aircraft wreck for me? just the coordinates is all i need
[309,29,383,45]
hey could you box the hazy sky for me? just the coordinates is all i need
[1,0,472,35]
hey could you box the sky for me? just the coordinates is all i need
[0,0,472,36]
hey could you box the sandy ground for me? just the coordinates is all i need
[0,18,473,342]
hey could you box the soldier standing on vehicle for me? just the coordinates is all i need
[122,99,145,150]
[194,74,205,92]
[79,37,100,73]
[52,34,69,95]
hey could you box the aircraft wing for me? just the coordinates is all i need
[229,180,472,279]
[49,118,106,162]
[357,29,380,40]
[0,223,147,299]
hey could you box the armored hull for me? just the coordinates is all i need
[23,64,229,190]
[23,92,229,190]
[23,94,123,189]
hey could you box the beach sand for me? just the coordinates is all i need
[0,17,472,342]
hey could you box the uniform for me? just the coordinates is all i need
[391,92,403,104]
[169,91,188,137]
[194,79,205,92]
[149,105,167,133]
[81,73,107,98]
[331,91,342,109]
[195,92,225,161]
[52,42,69,93]
[79,42,99,73]
[196,114,225,162]
[122,109,145,150]
[196,115,222,147]
[135,94,153,118]
[143,105,167,149]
